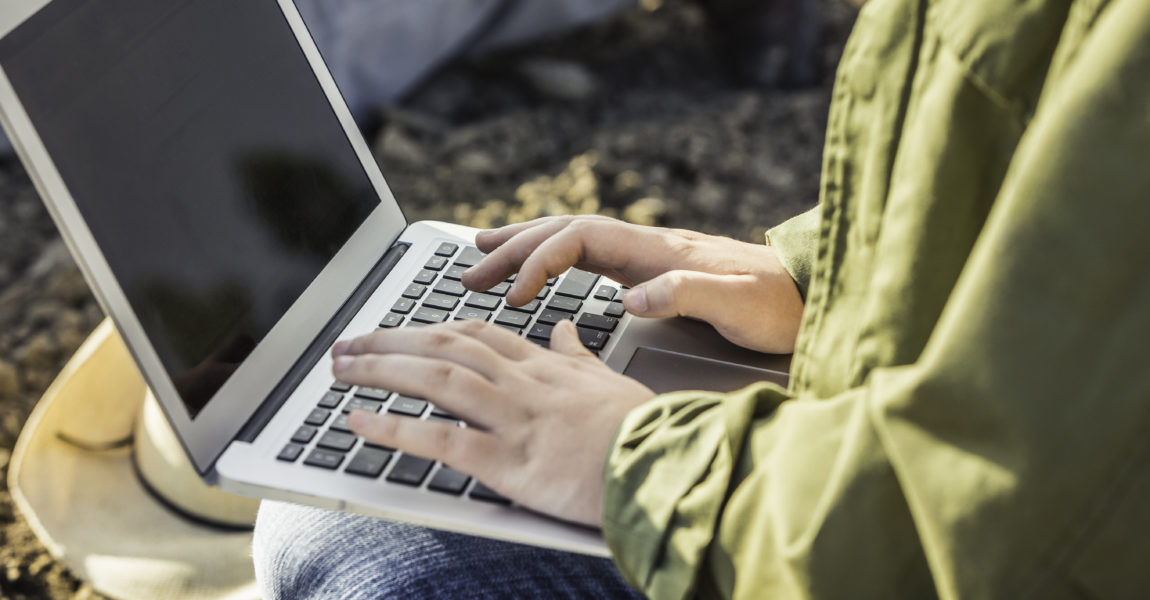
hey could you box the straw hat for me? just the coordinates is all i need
[8,319,261,600]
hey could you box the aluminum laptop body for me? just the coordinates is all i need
[0,0,789,556]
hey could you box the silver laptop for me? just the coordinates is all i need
[0,0,788,556]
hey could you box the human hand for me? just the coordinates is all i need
[462,215,804,354]
[333,319,656,527]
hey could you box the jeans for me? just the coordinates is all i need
[252,501,644,599]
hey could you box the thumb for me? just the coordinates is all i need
[549,319,596,358]
[622,270,734,319]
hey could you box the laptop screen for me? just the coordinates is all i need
[0,0,379,418]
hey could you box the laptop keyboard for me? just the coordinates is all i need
[275,242,627,505]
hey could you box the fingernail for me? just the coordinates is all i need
[332,355,353,373]
[623,287,647,313]
[331,340,350,357]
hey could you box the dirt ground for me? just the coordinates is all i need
[0,1,857,597]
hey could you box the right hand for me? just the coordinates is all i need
[462,215,804,354]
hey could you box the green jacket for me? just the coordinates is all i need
[601,0,1150,598]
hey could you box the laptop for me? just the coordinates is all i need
[0,0,789,556]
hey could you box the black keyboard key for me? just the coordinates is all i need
[487,282,511,297]
[430,404,457,420]
[317,430,357,452]
[435,242,460,257]
[577,327,610,351]
[428,466,471,495]
[364,439,395,451]
[355,387,392,401]
[455,308,492,322]
[604,301,626,318]
[330,381,352,392]
[505,299,541,314]
[277,443,304,462]
[537,309,574,325]
[304,408,331,426]
[594,285,618,301]
[412,306,450,324]
[291,425,317,444]
[577,313,619,332]
[304,448,344,469]
[345,447,393,478]
[422,292,460,312]
[433,280,468,297]
[555,269,600,299]
[444,264,468,280]
[464,293,501,311]
[413,269,438,285]
[379,312,405,328]
[470,482,511,505]
[330,413,353,433]
[424,255,448,270]
[386,454,434,486]
[546,277,558,286]
[536,287,551,301]
[496,323,524,334]
[493,310,531,328]
[318,391,344,409]
[453,247,486,268]
[547,296,583,313]
[527,323,554,341]
[344,397,383,413]
[402,283,427,300]
[406,320,429,328]
[389,396,428,417]
[392,298,416,314]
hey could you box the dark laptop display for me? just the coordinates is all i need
[0,0,380,416]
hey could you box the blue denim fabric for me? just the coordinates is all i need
[252,501,644,599]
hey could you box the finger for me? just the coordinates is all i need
[473,217,562,252]
[549,319,596,359]
[348,411,505,479]
[439,320,540,361]
[332,353,510,427]
[508,218,634,305]
[463,218,574,294]
[622,270,754,319]
[335,326,507,380]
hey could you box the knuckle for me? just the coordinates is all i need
[431,426,458,461]
[424,330,459,351]
[453,319,486,337]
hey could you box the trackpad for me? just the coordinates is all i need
[622,347,788,395]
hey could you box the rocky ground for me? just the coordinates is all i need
[0,1,856,597]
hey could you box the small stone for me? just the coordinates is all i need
[376,127,427,168]
[517,59,599,103]
[623,197,668,226]
[14,332,60,371]
[454,151,500,177]
[0,360,19,398]
[613,171,644,195]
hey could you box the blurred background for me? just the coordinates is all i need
[0,0,857,597]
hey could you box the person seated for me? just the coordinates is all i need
[253,0,1150,597]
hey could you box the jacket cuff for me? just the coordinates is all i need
[765,206,821,300]
[601,384,790,598]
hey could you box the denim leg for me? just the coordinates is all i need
[252,501,645,599]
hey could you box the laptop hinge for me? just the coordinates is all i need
[233,241,410,444]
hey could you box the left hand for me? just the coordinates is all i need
[331,319,656,527]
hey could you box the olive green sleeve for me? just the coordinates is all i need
[602,2,1150,597]
[764,206,820,300]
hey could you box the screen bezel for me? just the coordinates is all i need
[0,0,408,474]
